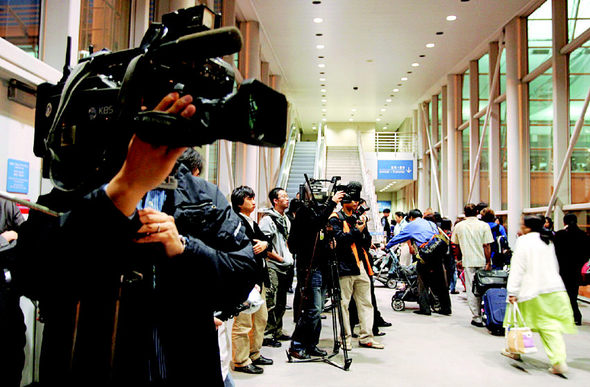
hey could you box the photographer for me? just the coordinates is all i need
[329,183,384,350]
[287,188,344,359]
[14,93,258,386]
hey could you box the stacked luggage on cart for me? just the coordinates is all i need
[473,270,509,336]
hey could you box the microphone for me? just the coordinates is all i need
[152,26,243,60]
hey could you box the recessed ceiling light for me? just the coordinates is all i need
[313,17,324,23]
[376,118,381,121]
[386,99,392,102]
[319,77,326,81]
[419,54,425,58]
[321,88,326,92]
[352,108,357,112]
[393,88,400,92]
[312,126,317,129]
[322,118,326,121]
[426,43,435,48]
[318,63,325,68]
[412,63,419,67]
[383,126,388,129]
[401,77,408,81]
[446,15,457,21]
[322,108,326,112]
[321,99,327,102]
[349,118,354,122]
[316,44,325,49]
[381,108,386,112]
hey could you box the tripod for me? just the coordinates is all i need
[286,238,352,371]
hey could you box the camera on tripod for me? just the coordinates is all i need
[33,4,288,193]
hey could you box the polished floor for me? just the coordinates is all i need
[232,282,590,387]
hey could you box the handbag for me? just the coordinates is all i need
[416,225,449,263]
[473,269,509,297]
[505,302,537,355]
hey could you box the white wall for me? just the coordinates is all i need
[325,122,374,151]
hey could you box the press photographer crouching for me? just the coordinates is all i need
[330,182,384,350]
[287,186,344,359]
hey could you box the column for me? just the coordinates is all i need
[41,0,81,71]
[447,75,459,221]
[417,106,429,211]
[430,99,439,211]
[551,0,569,229]
[130,0,150,47]
[506,17,528,245]
[441,85,448,216]
[488,41,502,211]
[469,60,480,203]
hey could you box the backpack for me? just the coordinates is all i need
[490,224,512,266]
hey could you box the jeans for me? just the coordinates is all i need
[291,270,326,351]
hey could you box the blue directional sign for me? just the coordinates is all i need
[377,159,414,180]
[7,159,29,194]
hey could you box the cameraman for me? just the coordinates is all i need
[287,188,344,359]
[329,183,384,350]
[14,93,258,386]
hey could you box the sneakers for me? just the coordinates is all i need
[359,340,384,349]
[550,362,568,375]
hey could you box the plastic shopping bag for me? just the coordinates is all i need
[505,302,537,355]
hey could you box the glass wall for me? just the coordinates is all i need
[479,122,490,204]
[79,0,131,54]
[479,54,489,111]
[462,129,470,205]
[528,0,552,72]
[570,40,590,204]
[500,101,507,210]
[500,49,506,95]
[462,70,470,123]
[437,93,442,142]
[529,69,554,208]
[567,0,590,41]
[0,0,41,57]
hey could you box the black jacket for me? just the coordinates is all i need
[238,213,271,287]
[14,165,258,386]
[329,210,372,277]
[554,226,590,286]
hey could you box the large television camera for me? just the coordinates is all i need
[299,175,363,205]
[34,5,288,193]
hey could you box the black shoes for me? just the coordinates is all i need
[471,320,485,328]
[373,331,386,337]
[262,338,282,347]
[413,310,431,316]
[276,334,291,341]
[308,346,328,357]
[435,309,452,316]
[377,321,392,327]
[450,290,460,294]
[252,356,273,366]
[288,348,311,360]
[234,364,263,374]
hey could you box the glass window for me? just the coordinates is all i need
[0,0,41,57]
[462,70,470,124]
[428,102,433,142]
[479,122,490,205]
[527,1,552,73]
[568,0,590,42]
[529,69,553,208]
[500,101,507,210]
[437,93,442,142]
[149,0,158,22]
[207,142,218,184]
[570,42,590,204]
[79,0,131,55]
[500,48,506,95]
[479,54,489,112]
[462,129,470,205]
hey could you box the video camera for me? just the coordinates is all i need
[33,5,288,193]
[299,175,341,205]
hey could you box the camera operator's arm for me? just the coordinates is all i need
[0,198,24,247]
[106,93,196,217]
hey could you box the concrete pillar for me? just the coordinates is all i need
[417,107,429,211]
[551,0,569,229]
[469,60,480,203]
[234,21,260,191]
[488,41,502,211]
[269,75,283,187]
[506,17,528,245]
[130,0,150,47]
[447,75,459,221]
[40,0,81,71]
[441,85,448,216]
[429,100,439,211]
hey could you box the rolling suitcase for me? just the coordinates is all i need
[483,287,507,336]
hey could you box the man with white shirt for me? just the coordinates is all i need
[259,187,294,347]
[451,203,494,327]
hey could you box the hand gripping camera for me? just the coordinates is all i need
[33,5,288,193]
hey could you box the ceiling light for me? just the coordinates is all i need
[349,118,354,122]
[313,17,324,23]
[426,43,435,48]
[376,118,381,121]
[393,88,400,92]
[319,77,326,81]
[412,62,419,67]
[320,89,326,93]
[321,99,327,102]
[316,44,325,49]
[446,15,457,21]
[381,108,386,112]
[312,126,317,129]
[322,118,326,121]
[318,63,325,68]
[401,77,408,81]
[386,99,392,102]
[352,108,357,112]
[322,108,326,112]
[419,54,425,58]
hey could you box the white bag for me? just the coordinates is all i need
[505,302,537,355]
[240,287,265,315]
